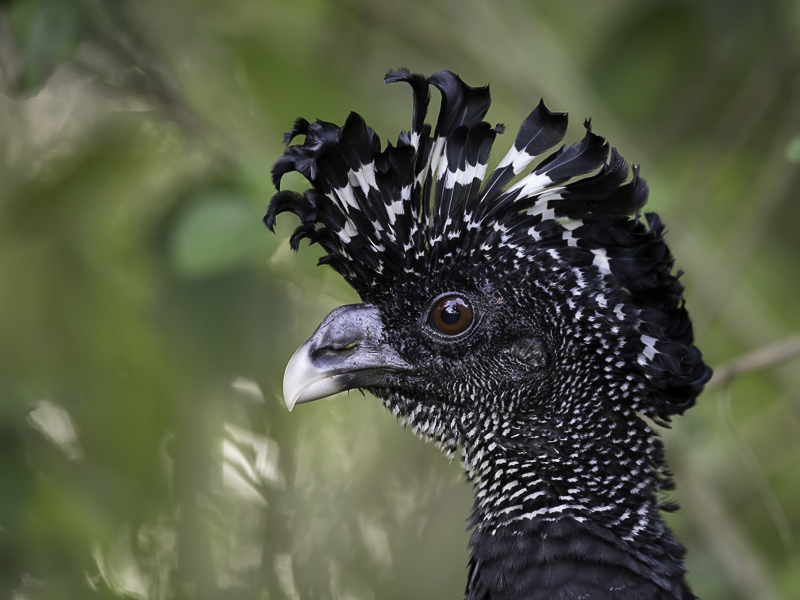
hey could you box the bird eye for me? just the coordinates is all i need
[431,296,474,335]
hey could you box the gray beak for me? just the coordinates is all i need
[282,304,411,411]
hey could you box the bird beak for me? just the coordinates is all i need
[282,303,411,411]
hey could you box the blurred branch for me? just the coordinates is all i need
[73,1,205,139]
[708,333,800,390]
[0,0,217,144]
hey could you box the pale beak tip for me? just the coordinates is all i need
[282,345,304,412]
[280,304,409,414]
[283,388,306,412]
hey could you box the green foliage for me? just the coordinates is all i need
[1,0,799,599]
[786,136,800,164]
[169,193,268,278]
[3,0,84,93]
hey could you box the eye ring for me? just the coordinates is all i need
[431,295,474,335]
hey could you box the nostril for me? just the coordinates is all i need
[313,341,359,359]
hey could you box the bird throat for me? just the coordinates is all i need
[376,390,693,598]
[457,408,693,599]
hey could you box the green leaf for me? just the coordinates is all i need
[169,193,266,279]
[5,0,85,94]
[786,136,800,164]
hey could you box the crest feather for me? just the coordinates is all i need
[265,69,639,293]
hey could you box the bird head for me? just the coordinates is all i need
[266,69,710,463]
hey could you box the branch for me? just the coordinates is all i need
[707,333,800,389]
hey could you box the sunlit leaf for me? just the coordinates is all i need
[169,193,266,278]
[786,136,800,164]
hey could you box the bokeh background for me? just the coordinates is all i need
[1,0,799,599]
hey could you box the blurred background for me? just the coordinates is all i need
[1,0,799,598]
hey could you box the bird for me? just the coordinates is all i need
[265,68,712,600]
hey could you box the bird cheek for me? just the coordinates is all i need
[511,337,550,369]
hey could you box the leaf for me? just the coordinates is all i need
[169,193,266,279]
[786,136,800,164]
[3,0,85,95]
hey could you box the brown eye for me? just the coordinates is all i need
[431,296,474,335]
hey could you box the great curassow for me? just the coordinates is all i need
[265,69,712,600]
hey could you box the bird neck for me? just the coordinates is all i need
[457,409,693,600]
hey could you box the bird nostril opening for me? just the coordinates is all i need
[313,341,359,359]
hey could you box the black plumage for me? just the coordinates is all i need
[266,69,712,599]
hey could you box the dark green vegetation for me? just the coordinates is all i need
[0,1,799,599]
